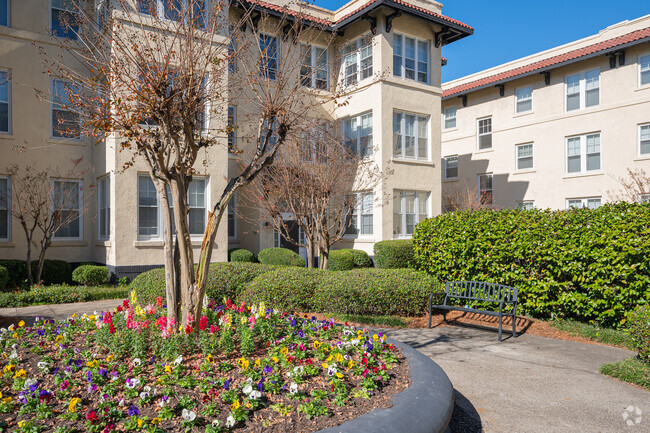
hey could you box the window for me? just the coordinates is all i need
[640,124,650,155]
[51,0,79,40]
[346,192,373,236]
[393,111,429,160]
[228,26,236,73]
[227,106,236,152]
[393,33,429,84]
[444,156,458,179]
[0,0,9,27]
[343,37,372,86]
[0,177,9,240]
[516,143,534,171]
[478,174,492,205]
[228,194,236,238]
[188,178,206,235]
[566,69,599,111]
[640,194,650,203]
[51,79,81,139]
[517,201,534,210]
[444,107,456,130]
[138,176,158,237]
[393,190,429,237]
[640,54,650,86]
[0,69,9,133]
[137,0,206,26]
[259,34,278,80]
[566,133,600,174]
[97,175,110,240]
[343,112,372,157]
[477,117,492,150]
[567,197,601,209]
[300,44,328,90]
[52,180,82,239]
[515,86,533,113]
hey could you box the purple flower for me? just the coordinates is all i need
[86,371,92,382]
[89,384,98,393]
[257,378,265,392]
[263,364,273,375]
[128,405,140,416]
[61,380,70,390]
[290,319,296,328]
[150,356,156,364]
[224,378,232,390]
[281,383,287,391]
[297,330,305,338]
[29,382,40,392]
[98,368,107,377]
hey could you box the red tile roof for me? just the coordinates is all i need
[442,26,650,98]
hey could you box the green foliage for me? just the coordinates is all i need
[228,248,256,263]
[0,259,28,288]
[0,285,129,308]
[257,248,305,267]
[600,358,650,390]
[550,319,635,350]
[0,265,8,292]
[413,203,650,327]
[374,240,414,269]
[130,262,274,304]
[241,267,324,312]
[328,249,373,271]
[349,249,373,268]
[32,259,72,285]
[328,313,407,328]
[628,305,650,363]
[72,265,109,286]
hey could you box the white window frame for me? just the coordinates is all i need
[477,174,493,205]
[300,44,329,90]
[137,0,207,25]
[517,201,535,210]
[137,175,159,238]
[0,0,9,27]
[565,68,600,112]
[51,78,81,140]
[0,68,10,134]
[51,179,83,241]
[515,86,533,114]
[515,142,534,171]
[393,111,429,160]
[346,192,373,237]
[444,155,458,180]
[393,190,430,238]
[443,107,456,130]
[393,33,430,84]
[0,176,10,241]
[259,33,278,80]
[342,35,372,87]
[566,197,601,209]
[639,53,650,87]
[187,176,208,237]
[343,111,373,157]
[50,0,80,40]
[566,133,601,175]
[477,117,492,150]
[639,123,650,156]
[97,175,110,241]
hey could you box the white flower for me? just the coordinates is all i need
[181,409,196,422]
[8,325,14,331]
[174,355,183,366]
[225,415,236,428]
[37,361,48,370]
[133,358,142,367]
[242,383,253,395]
[211,419,221,428]
[249,390,261,400]
[9,350,17,360]
[24,378,38,389]
[139,391,150,399]
[158,399,166,408]
[327,366,337,376]
[293,366,304,375]
[118,398,125,406]
[289,382,298,394]
[125,378,140,389]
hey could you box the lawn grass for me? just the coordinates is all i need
[600,358,650,390]
[327,313,408,328]
[549,318,635,350]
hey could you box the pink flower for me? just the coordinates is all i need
[248,315,256,329]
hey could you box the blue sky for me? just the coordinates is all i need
[314,0,650,82]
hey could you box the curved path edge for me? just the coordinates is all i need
[317,338,455,433]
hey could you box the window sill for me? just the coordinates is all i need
[0,134,15,140]
[634,155,650,162]
[95,241,111,247]
[0,242,15,248]
[393,235,413,240]
[51,240,87,247]
[513,110,534,118]
[442,127,458,133]
[442,177,458,183]
[391,158,433,166]
[475,148,494,154]
[134,240,164,248]
[563,171,604,180]
[634,85,650,93]
[513,169,536,175]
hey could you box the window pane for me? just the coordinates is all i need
[393,35,402,77]
[188,179,205,207]
[393,112,402,156]
[479,134,492,150]
[567,93,580,111]
[393,191,402,236]
[0,0,7,26]
[445,156,458,178]
[259,35,278,79]
[567,156,581,173]
[52,0,79,40]
[517,144,533,158]
[517,99,532,113]
[404,37,415,80]
[0,71,8,102]
[417,40,428,83]
[189,208,204,234]
[585,88,599,107]
[418,117,428,159]
[641,125,650,154]
[404,115,415,157]
[444,107,456,129]
[299,44,311,87]
[587,198,601,209]
[360,113,372,157]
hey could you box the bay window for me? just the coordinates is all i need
[393,190,429,237]
[393,33,429,84]
[343,112,373,157]
[300,44,328,90]
[343,37,372,86]
[346,192,373,236]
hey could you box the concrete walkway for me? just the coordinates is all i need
[1,301,647,432]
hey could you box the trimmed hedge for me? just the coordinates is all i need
[130,262,274,305]
[413,203,650,327]
[374,240,414,269]
[33,259,72,285]
[0,285,129,308]
[328,249,373,271]
[241,267,441,316]
[228,248,256,263]
[629,305,650,363]
[257,248,305,267]
[72,265,110,286]
[0,260,28,288]
[0,265,8,292]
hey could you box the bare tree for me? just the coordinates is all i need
[442,179,498,212]
[3,162,89,286]
[607,168,650,203]
[41,0,345,326]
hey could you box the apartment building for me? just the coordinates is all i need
[0,0,472,277]
[441,15,650,211]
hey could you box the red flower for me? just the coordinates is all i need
[109,323,116,334]
[103,312,112,324]
[185,324,193,334]
[199,316,208,331]
[209,324,218,334]
[156,296,163,307]
[86,410,98,424]
[122,300,130,308]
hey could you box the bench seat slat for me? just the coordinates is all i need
[432,305,501,316]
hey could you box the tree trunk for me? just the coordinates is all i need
[157,182,179,326]
[319,248,329,270]
[25,236,34,286]
[35,238,49,285]
[305,238,315,268]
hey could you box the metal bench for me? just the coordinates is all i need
[428,281,518,342]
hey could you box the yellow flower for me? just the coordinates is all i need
[272,356,279,363]
[68,397,81,413]
[72,313,77,318]
[313,341,321,349]
[89,315,96,321]
[17,420,26,428]
[382,335,387,342]
[130,290,138,305]
[137,418,144,428]
[2,397,11,404]
[55,335,63,343]
[106,354,115,362]
[18,320,25,328]
[12,333,18,339]
[86,360,98,368]
[372,334,379,342]
[0,391,2,399]
[152,418,161,425]
[13,369,26,378]
[3,364,15,373]
[254,359,261,367]
[82,314,88,320]
[230,400,240,410]
[135,306,145,317]
[347,360,355,369]
[326,354,333,362]
[357,330,363,336]
[240,317,247,325]
[1,352,6,359]
[322,363,329,369]
[285,356,292,364]
[280,347,288,355]
[206,354,215,364]
[335,353,344,363]
[237,357,250,371]
[245,402,253,409]
[335,372,344,379]
[164,365,173,374]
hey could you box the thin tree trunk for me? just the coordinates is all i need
[35,239,49,285]
[25,235,34,286]
[157,182,178,326]
[319,248,329,270]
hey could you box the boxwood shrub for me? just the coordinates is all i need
[413,203,650,327]
[32,259,72,285]
[0,285,129,308]
[374,240,414,269]
[328,249,373,270]
[0,260,28,288]
[131,262,274,304]
[241,267,324,312]
[257,248,305,267]
[228,248,256,263]
[72,265,110,286]
[629,305,650,363]
[0,265,8,292]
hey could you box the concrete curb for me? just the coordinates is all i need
[317,338,455,433]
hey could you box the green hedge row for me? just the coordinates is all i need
[629,305,650,363]
[0,259,73,288]
[374,240,414,269]
[257,248,305,267]
[228,248,256,263]
[328,249,373,271]
[413,203,650,327]
[72,265,109,286]
[0,285,129,308]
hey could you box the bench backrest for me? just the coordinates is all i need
[445,281,517,303]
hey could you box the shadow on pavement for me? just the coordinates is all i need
[448,389,483,433]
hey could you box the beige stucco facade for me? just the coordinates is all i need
[0,0,470,276]
[441,15,650,211]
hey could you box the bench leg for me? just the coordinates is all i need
[428,293,433,329]
[498,313,503,342]
[512,313,517,338]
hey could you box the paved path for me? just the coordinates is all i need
[1,301,647,432]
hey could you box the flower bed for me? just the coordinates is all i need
[0,292,408,432]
